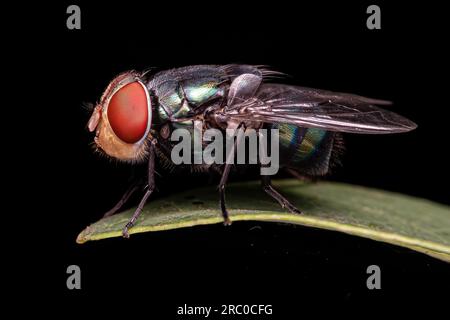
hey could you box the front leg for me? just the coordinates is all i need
[122,141,156,238]
[102,178,143,218]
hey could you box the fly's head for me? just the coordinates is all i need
[87,71,152,163]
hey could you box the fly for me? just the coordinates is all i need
[86,64,417,237]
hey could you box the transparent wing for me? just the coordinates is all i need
[223,84,417,134]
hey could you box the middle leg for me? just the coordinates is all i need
[218,123,245,225]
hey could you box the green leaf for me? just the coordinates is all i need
[77,180,450,263]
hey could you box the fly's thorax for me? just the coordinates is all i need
[87,70,153,163]
[148,67,227,123]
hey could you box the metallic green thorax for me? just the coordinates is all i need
[148,66,226,123]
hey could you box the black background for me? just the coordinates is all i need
[17,0,450,316]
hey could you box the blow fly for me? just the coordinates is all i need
[87,65,417,237]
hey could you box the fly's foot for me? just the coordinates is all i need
[221,206,232,226]
[286,203,302,215]
[262,183,302,215]
[223,216,232,226]
[219,189,232,226]
[122,222,133,238]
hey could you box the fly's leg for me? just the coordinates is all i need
[102,180,142,218]
[216,72,262,224]
[261,175,302,214]
[258,129,301,214]
[218,163,232,226]
[122,141,156,238]
[218,123,245,225]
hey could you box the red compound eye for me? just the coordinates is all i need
[107,82,150,143]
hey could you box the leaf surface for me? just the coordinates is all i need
[77,180,450,262]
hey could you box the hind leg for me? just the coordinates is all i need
[261,175,302,214]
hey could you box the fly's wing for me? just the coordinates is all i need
[224,84,417,134]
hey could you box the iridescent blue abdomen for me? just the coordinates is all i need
[269,123,338,176]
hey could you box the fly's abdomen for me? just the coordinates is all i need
[270,123,340,176]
